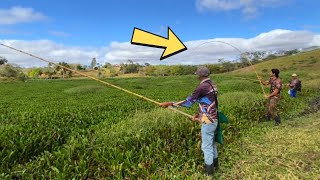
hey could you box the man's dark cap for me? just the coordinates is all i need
[195,66,210,77]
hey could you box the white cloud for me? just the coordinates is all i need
[0,6,47,25]
[242,6,258,19]
[196,0,241,11]
[0,40,100,67]
[196,0,288,19]
[1,29,320,67]
[310,35,320,47]
[105,29,320,65]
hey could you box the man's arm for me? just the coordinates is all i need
[266,88,279,98]
[265,81,281,99]
[174,86,203,108]
[160,85,203,108]
[290,79,299,89]
[289,83,295,88]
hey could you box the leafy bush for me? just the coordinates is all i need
[0,64,20,78]
[0,56,8,65]
[64,85,105,94]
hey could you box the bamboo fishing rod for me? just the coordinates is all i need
[244,54,267,96]
[0,43,194,120]
[228,76,260,82]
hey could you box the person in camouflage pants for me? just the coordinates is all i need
[260,69,282,126]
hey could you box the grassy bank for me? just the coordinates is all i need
[218,111,320,179]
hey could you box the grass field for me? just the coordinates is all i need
[219,112,320,179]
[0,50,319,179]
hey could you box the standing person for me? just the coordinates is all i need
[160,66,219,176]
[260,69,282,126]
[287,74,300,98]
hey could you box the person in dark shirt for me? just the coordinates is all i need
[160,66,219,176]
[260,69,282,126]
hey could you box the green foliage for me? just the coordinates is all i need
[219,112,320,180]
[18,72,28,81]
[144,65,198,76]
[76,64,86,70]
[144,65,157,76]
[264,54,277,61]
[285,49,299,55]
[28,68,43,78]
[233,50,320,81]
[0,64,26,81]
[103,62,112,69]
[109,67,118,77]
[64,85,105,94]
[0,56,8,65]
[55,62,72,78]
[0,68,319,179]
[206,64,222,74]
[0,80,154,175]
[120,60,141,74]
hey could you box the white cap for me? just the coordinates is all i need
[292,73,297,77]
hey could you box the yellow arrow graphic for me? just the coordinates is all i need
[131,27,187,60]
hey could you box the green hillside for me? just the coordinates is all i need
[228,50,320,92]
[235,49,320,74]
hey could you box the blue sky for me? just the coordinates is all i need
[1,0,320,66]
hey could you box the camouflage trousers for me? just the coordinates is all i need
[265,97,280,118]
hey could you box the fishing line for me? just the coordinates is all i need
[184,40,266,96]
[0,43,194,119]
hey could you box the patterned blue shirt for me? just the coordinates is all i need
[174,78,218,122]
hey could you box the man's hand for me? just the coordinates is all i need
[159,102,173,108]
[193,114,200,122]
[264,94,270,99]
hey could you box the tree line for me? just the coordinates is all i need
[0,49,299,80]
[0,56,272,80]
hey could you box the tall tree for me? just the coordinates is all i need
[55,62,71,79]
[91,57,97,69]
[144,63,151,67]
[103,62,112,68]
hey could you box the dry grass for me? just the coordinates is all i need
[233,50,320,74]
[219,112,320,180]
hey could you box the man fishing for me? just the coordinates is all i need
[160,66,219,176]
[260,69,282,126]
[287,73,301,98]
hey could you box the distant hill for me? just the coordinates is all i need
[300,46,320,52]
[233,49,320,74]
[242,47,320,61]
